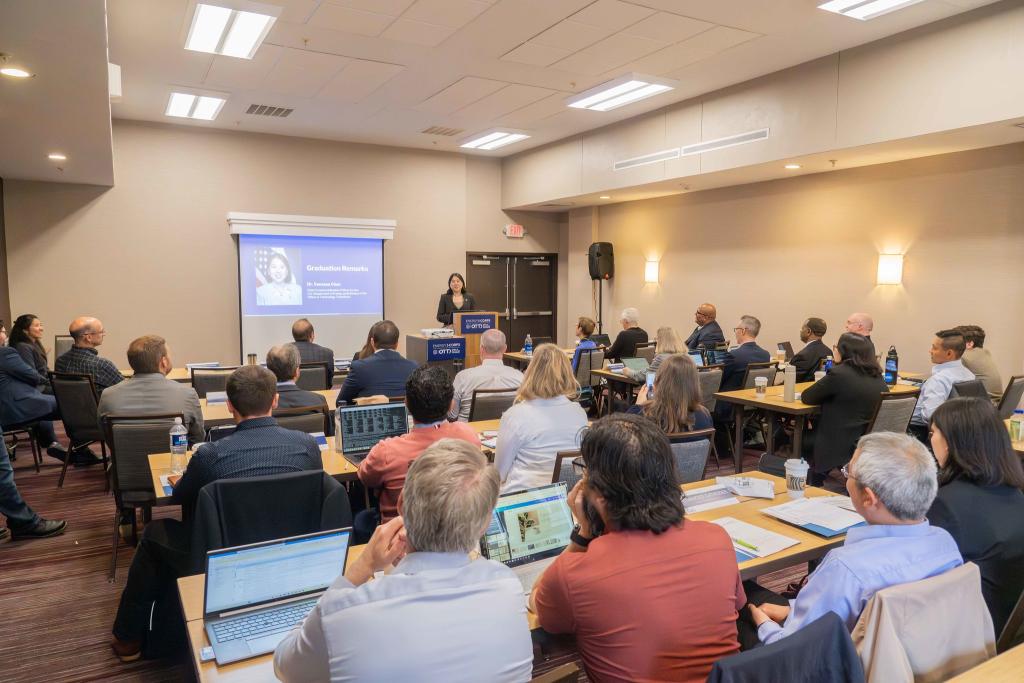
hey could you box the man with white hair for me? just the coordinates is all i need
[274,439,534,682]
[605,307,648,362]
[845,312,874,350]
[746,432,963,647]
[448,328,524,421]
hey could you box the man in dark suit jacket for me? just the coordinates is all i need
[0,345,68,461]
[338,321,419,405]
[111,365,323,661]
[291,318,335,386]
[719,316,772,393]
[790,317,831,382]
[267,344,330,411]
[685,302,726,351]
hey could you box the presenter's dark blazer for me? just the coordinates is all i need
[337,349,419,405]
[0,346,57,426]
[790,339,832,382]
[436,292,477,326]
[292,340,335,386]
[684,320,726,351]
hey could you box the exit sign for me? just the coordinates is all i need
[504,223,525,238]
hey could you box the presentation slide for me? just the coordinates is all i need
[238,233,384,362]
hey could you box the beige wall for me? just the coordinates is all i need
[2,120,564,366]
[591,142,1024,377]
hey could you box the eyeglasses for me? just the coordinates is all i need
[571,457,587,477]
[840,464,854,479]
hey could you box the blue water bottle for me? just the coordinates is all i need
[524,334,533,357]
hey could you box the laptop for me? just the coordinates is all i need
[479,482,574,594]
[778,341,795,362]
[204,528,352,666]
[621,357,649,375]
[337,403,409,464]
[687,351,705,367]
[590,333,611,348]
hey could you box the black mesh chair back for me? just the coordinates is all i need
[104,414,183,497]
[468,388,518,422]
[54,335,74,365]
[551,450,582,490]
[668,435,712,484]
[207,425,237,442]
[573,348,605,389]
[50,371,107,487]
[635,345,657,364]
[742,362,777,389]
[273,405,330,434]
[296,362,330,391]
[950,379,988,399]
[867,390,920,434]
[997,375,1024,420]
[191,367,239,398]
[698,368,723,413]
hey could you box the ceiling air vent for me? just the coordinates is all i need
[680,128,769,156]
[540,203,573,208]
[422,125,464,136]
[246,103,293,118]
[613,148,681,171]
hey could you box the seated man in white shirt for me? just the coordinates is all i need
[274,438,534,683]
[449,328,524,421]
[909,329,976,439]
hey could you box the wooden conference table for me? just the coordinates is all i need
[177,471,843,682]
[713,382,921,473]
[120,367,192,382]
[948,644,1024,681]
[503,348,574,371]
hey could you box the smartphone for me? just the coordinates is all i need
[645,370,656,400]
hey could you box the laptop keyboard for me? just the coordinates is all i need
[212,598,318,643]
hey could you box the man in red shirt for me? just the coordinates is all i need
[532,413,745,683]
[358,365,480,522]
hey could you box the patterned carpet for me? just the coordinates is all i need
[1,439,807,683]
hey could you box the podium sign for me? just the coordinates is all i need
[459,314,496,335]
[453,311,502,369]
[427,337,466,362]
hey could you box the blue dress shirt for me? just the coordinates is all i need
[911,359,975,425]
[757,521,963,644]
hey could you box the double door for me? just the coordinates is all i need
[465,253,557,350]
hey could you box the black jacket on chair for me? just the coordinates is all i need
[800,363,888,472]
[791,339,832,382]
[337,349,418,405]
[685,320,726,351]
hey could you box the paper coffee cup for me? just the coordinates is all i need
[785,459,809,498]
[814,370,826,382]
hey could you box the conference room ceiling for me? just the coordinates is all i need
[107,0,1002,158]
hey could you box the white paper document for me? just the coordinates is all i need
[683,485,740,513]
[818,496,858,512]
[711,516,799,558]
[715,476,776,499]
[762,497,865,532]
[480,437,497,449]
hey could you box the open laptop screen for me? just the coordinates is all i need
[480,483,573,568]
[338,403,408,456]
[688,351,705,367]
[621,357,649,374]
[590,333,611,348]
[205,529,351,616]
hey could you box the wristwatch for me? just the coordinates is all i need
[570,525,592,548]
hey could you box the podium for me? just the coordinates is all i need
[406,334,466,379]
[453,311,501,369]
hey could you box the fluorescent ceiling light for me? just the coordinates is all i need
[460,130,530,151]
[48,153,67,161]
[185,3,277,59]
[818,0,926,21]
[785,163,801,170]
[0,67,32,78]
[566,73,677,112]
[165,91,227,120]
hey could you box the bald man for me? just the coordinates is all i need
[448,328,523,421]
[845,313,875,351]
[55,316,124,394]
[685,303,726,351]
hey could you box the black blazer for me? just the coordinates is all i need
[0,346,55,427]
[719,342,771,393]
[436,292,477,326]
[13,341,49,389]
[292,340,335,386]
[791,339,831,382]
[606,327,648,362]
[337,349,419,405]
[800,363,888,471]
[927,478,1024,635]
[276,383,329,411]
[685,320,725,351]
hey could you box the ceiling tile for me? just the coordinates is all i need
[380,18,456,46]
[622,12,713,43]
[401,0,492,30]
[570,0,655,29]
[501,42,573,67]
[275,0,321,24]
[531,19,616,52]
[205,44,284,90]
[307,3,395,36]
[496,92,569,127]
[554,32,668,75]
[317,59,405,103]
[329,0,416,16]
[262,48,350,98]
[632,25,760,75]
[453,83,556,121]
[414,76,508,115]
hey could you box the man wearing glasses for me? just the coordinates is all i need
[685,302,726,351]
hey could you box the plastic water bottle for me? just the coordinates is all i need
[169,417,188,475]
[1011,410,1024,443]
[884,345,899,385]
[783,363,796,402]
[524,334,533,357]
[823,356,834,373]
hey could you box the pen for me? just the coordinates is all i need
[734,538,760,552]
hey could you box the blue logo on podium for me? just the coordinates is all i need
[427,337,466,362]
[460,314,496,335]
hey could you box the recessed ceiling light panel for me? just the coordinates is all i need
[165,90,227,120]
[785,163,801,169]
[566,73,678,112]
[48,153,67,161]
[184,2,279,59]
[818,0,927,21]
[460,129,531,151]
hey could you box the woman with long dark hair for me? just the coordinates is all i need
[928,397,1024,635]
[800,332,889,485]
[628,353,711,434]
[435,273,476,326]
[9,314,50,392]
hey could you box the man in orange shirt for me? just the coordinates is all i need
[358,365,480,523]
[532,413,745,683]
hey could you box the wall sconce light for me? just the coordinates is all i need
[877,253,903,285]
[644,260,660,284]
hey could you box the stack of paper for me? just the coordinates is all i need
[712,516,800,562]
[761,498,865,537]
[311,432,330,451]
[186,361,220,369]
[206,391,228,404]
[715,476,776,499]
[159,474,174,496]
[683,485,739,513]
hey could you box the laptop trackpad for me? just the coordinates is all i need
[247,630,291,657]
